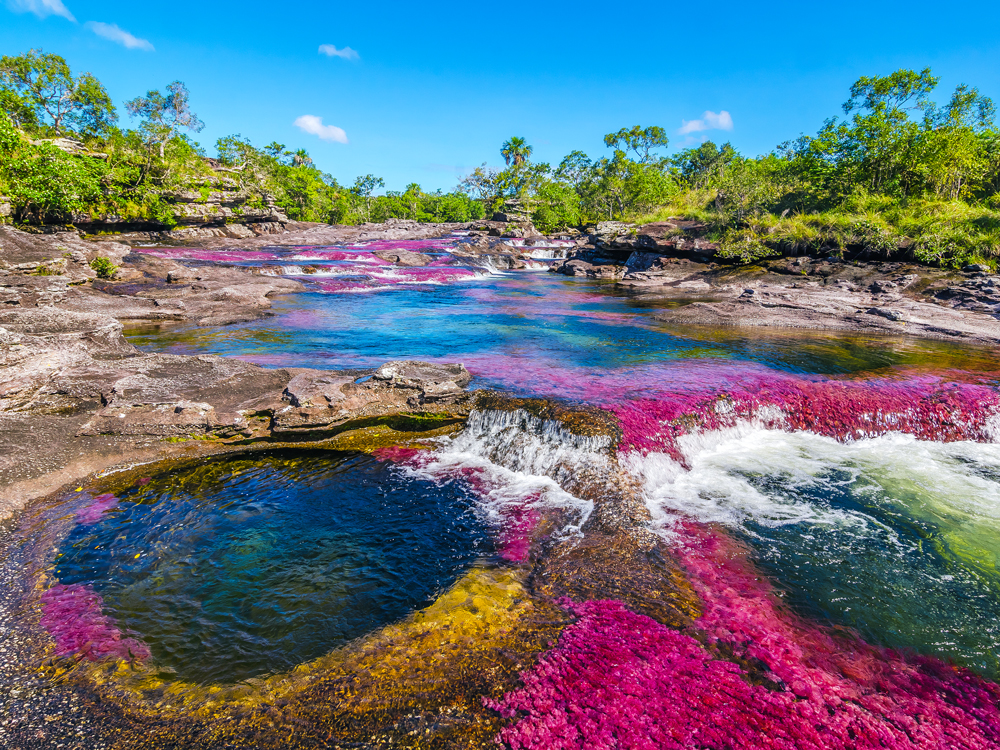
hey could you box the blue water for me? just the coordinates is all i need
[126,273,1000,393]
[54,451,489,684]
[115,248,1000,683]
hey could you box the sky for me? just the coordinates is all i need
[2,0,999,192]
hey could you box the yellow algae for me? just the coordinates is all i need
[54,566,568,748]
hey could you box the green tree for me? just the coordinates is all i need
[291,148,313,168]
[350,174,385,223]
[0,49,116,135]
[674,141,737,188]
[126,81,204,158]
[460,164,517,215]
[603,125,669,164]
[712,155,798,225]
[501,136,533,167]
[555,150,593,190]
[918,84,996,199]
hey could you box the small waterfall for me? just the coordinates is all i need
[256,264,309,276]
[404,407,611,541]
[524,247,570,260]
[464,407,613,459]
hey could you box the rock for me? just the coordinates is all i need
[0,225,130,275]
[964,264,991,273]
[864,307,906,322]
[373,361,472,399]
[283,372,356,407]
[552,258,626,280]
[869,280,898,294]
[500,222,539,239]
[0,298,475,515]
[372,249,433,266]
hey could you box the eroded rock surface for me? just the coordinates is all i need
[0,226,303,325]
[0,306,473,519]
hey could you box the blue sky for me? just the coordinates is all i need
[3,0,999,192]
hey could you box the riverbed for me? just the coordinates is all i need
[4,235,1000,748]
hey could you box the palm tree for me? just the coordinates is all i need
[500,136,533,167]
[291,148,313,168]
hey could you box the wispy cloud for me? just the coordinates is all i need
[85,21,154,51]
[294,115,348,144]
[6,0,75,22]
[678,110,734,135]
[318,44,359,61]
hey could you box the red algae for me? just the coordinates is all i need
[497,503,541,564]
[611,371,1000,461]
[133,248,281,262]
[75,492,119,525]
[491,588,1000,747]
[371,445,425,463]
[40,583,151,662]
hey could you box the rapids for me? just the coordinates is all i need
[7,235,1000,748]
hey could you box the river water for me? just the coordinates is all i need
[8,236,1000,748]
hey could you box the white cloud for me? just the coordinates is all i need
[678,110,734,135]
[318,44,359,61]
[294,115,348,144]
[6,0,75,22]
[85,21,154,51]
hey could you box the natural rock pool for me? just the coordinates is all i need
[49,451,489,685]
[6,234,1000,748]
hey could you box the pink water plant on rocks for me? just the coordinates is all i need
[611,371,1000,462]
[490,591,1000,747]
[40,583,150,662]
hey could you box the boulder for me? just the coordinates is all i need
[373,361,472,399]
[373,249,433,266]
[552,258,626,280]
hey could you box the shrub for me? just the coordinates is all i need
[89,256,117,279]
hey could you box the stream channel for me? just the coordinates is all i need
[5,234,1000,748]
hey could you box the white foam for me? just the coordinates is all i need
[627,427,1000,541]
[408,408,604,536]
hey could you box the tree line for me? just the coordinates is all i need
[464,69,1000,266]
[2,48,999,266]
[0,49,482,227]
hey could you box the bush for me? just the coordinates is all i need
[89,256,117,279]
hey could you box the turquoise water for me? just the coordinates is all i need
[127,273,1000,389]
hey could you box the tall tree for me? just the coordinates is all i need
[125,81,204,158]
[501,136,533,167]
[350,174,385,223]
[603,126,669,164]
[0,49,116,135]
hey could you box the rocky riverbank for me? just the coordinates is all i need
[552,222,1000,344]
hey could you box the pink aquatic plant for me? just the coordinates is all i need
[75,492,119,525]
[495,503,540,563]
[490,572,1000,747]
[609,370,1000,460]
[289,250,391,264]
[371,445,425,463]
[133,248,281,262]
[40,583,150,662]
